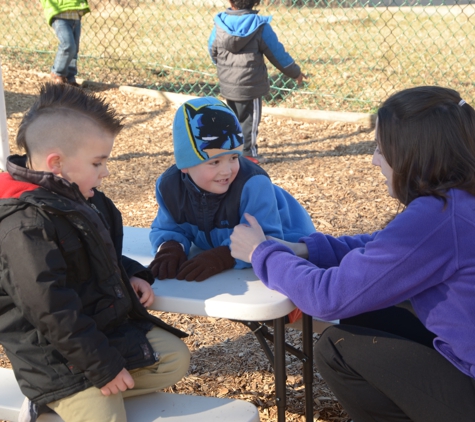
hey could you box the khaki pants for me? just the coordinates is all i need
[47,327,190,422]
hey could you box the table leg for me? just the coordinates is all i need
[302,313,314,421]
[237,318,313,422]
[273,316,286,422]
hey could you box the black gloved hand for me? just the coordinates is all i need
[176,246,235,282]
[149,240,187,280]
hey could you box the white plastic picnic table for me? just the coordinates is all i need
[123,226,315,422]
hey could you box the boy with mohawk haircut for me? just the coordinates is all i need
[0,83,190,422]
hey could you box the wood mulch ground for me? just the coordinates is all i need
[0,63,399,421]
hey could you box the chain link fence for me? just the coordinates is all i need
[0,0,474,112]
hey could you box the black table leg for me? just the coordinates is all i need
[236,316,314,422]
[302,313,314,421]
[273,316,286,422]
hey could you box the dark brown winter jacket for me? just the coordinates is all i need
[0,155,186,405]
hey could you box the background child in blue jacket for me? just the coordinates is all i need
[149,97,315,304]
[208,0,305,164]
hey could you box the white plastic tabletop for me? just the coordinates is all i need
[123,226,296,321]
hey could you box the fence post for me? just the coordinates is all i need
[0,57,9,171]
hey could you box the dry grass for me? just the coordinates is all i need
[0,62,400,421]
[1,1,475,112]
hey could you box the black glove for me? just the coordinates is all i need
[149,241,187,280]
[176,246,235,282]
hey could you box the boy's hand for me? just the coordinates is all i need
[100,368,134,396]
[295,73,307,85]
[149,241,187,280]
[130,276,155,307]
[230,213,266,263]
[176,246,235,282]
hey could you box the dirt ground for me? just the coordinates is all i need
[0,63,400,421]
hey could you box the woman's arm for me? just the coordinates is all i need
[249,197,455,321]
[266,236,309,259]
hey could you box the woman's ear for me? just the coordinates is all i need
[45,153,62,175]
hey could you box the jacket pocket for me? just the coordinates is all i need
[107,323,156,369]
[56,224,91,284]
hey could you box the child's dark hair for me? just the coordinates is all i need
[16,83,123,154]
[377,86,475,205]
[230,0,260,10]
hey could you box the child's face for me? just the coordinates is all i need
[182,154,240,194]
[57,122,115,199]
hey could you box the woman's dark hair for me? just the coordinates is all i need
[230,0,260,9]
[16,82,123,155]
[377,86,475,205]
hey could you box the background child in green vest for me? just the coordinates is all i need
[40,0,90,86]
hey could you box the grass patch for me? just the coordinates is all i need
[1,1,474,112]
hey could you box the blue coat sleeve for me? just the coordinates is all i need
[225,175,314,269]
[149,175,194,255]
[239,175,286,239]
[219,175,285,269]
[208,26,217,65]
[260,24,301,79]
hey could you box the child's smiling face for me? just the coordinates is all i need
[182,154,240,194]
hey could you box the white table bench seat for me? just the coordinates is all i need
[0,368,260,422]
[122,227,315,422]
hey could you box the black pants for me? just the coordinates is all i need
[314,307,475,422]
[226,98,262,157]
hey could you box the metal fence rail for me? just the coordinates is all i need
[1,0,474,112]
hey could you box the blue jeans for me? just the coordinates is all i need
[51,18,81,82]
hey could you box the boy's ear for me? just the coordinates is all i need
[181,168,189,174]
[46,153,63,175]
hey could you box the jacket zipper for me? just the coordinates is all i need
[200,193,214,248]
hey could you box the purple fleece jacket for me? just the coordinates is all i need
[251,188,475,379]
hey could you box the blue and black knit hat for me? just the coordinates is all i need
[173,97,244,169]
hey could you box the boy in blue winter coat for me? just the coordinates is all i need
[208,0,305,164]
[149,97,315,289]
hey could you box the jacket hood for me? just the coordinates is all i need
[0,155,87,222]
[0,172,37,200]
[4,155,85,201]
[214,10,271,38]
[0,156,41,222]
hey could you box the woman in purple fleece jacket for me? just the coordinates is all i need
[230,86,475,422]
